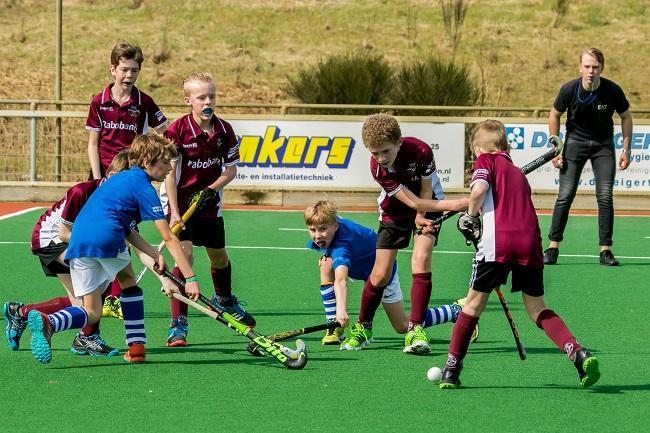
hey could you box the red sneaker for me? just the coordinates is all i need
[124,342,146,363]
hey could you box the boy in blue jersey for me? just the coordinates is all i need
[305,200,477,348]
[27,133,200,364]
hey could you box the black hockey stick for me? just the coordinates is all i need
[161,269,308,370]
[417,135,565,234]
[246,322,339,357]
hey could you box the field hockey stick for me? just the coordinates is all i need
[246,322,339,357]
[469,241,526,360]
[135,189,213,283]
[416,135,565,235]
[161,269,308,370]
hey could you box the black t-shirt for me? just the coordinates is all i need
[553,77,629,141]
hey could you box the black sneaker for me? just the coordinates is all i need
[70,332,119,357]
[573,348,600,388]
[439,368,462,389]
[543,248,559,265]
[599,250,619,266]
[3,302,26,351]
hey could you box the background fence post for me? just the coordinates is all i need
[29,102,38,181]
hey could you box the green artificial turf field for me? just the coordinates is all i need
[1,208,648,433]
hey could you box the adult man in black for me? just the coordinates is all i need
[544,48,633,266]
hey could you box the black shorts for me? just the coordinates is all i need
[177,216,226,249]
[469,258,544,297]
[33,241,69,277]
[376,212,442,250]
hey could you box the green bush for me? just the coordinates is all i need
[285,53,393,114]
[390,57,477,115]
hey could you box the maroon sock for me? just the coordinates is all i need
[536,309,582,360]
[169,267,188,320]
[21,296,72,317]
[211,262,232,298]
[446,311,479,370]
[358,279,387,325]
[109,279,122,298]
[81,322,100,336]
[408,272,432,324]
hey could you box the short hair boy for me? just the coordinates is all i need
[440,120,600,388]
[159,72,254,347]
[27,133,200,364]
[304,199,476,346]
[342,113,469,354]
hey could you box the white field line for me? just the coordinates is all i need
[0,206,46,221]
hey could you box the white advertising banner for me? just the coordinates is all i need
[228,120,466,189]
[505,123,650,192]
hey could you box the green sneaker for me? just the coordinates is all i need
[340,323,372,351]
[403,325,430,355]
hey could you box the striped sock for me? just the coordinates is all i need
[320,282,336,322]
[423,304,459,328]
[48,307,88,333]
[121,286,146,346]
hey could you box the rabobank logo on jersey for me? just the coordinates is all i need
[506,127,525,149]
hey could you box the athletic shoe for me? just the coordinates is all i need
[599,250,619,266]
[439,368,461,389]
[212,295,256,327]
[70,332,119,357]
[454,297,467,309]
[124,342,146,363]
[340,323,372,350]
[102,296,124,319]
[543,247,559,265]
[166,315,189,347]
[3,301,26,351]
[403,325,431,355]
[470,322,480,344]
[573,348,600,388]
[321,325,345,345]
[27,311,53,364]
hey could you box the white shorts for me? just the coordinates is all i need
[69,250,131,298]
[381,271,403,304]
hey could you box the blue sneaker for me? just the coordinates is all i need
[27,310,54,364]
[212,295,256,327]
[166,315,189,347]
[71,332,119,357]
[3,301,26,351]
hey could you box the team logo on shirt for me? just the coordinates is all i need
[506,127,525,149]
[183,142,199,149]
[99,106,114,111]
[152,206,163,214]
[102,120,137,132]
[128,106,141,118]
[597,104,608,110]
[187,157,220,169]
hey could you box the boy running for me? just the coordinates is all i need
[304,199,477,347]
[343,113,469,355]
[440,120,600,389]
[3,151,130,356]
[27,133,199,364]
[86,41,168,314]
[160,72,254,347]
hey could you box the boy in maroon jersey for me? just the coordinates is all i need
[3,152,130,356]
[341,113,469,354]
[439,120,600,389]
[160,72,255,346]
[85,41,168,315]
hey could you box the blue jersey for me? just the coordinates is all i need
[307,216,397,282]
[66,167,165,259]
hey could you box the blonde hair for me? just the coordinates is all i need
[361,113,401,148]
[304,199,338,226]
[580,47,604,67]
[183,72,214,96]
[106,150,131,176]
[128,133,178,168]
[470,120,508,152]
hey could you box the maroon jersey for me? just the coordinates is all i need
[370,137,444,223]
[86,84,167,175]
[471,152,543,268]
[161,113,239,217]
[31,179,103,250]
